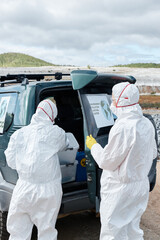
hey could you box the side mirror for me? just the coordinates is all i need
[3,113,14,132]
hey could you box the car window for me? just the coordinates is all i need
[0,93,17,134]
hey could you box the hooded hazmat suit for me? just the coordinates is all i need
[90,82,157,240]
[5,99,68,240]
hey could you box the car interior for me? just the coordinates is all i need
[39,88,88,194]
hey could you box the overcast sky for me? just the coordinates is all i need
[0,0,160,66]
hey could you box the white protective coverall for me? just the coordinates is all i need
[91,82,157,240]
[5,99,68,240]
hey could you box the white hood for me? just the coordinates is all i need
[112,82,143,118]
[31,99,58,124]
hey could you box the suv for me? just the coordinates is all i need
[0,70,158,239]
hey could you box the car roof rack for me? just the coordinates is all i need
[0,72,70,87]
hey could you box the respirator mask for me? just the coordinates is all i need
[110,102,118,117]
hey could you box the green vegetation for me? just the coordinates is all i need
[113,63,160,68]
[0,52,56,67]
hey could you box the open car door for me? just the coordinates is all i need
[71,70,136,206]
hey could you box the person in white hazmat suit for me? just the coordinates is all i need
[5,99,68,240]
[86,82,157,240]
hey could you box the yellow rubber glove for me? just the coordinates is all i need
[86,134,97,150]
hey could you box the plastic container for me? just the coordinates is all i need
[76,151,87,182]
[58,132,79,165]
[61,160,78,184]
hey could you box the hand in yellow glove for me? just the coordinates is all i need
[86,134,97,150]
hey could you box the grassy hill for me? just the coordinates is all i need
[0,52,56,67]
[113,63,160,68]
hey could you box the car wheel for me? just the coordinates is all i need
[149,174,156,192]
[31,226,38,240]
[0,211,9,240]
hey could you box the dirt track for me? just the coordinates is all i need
[54,162,160,240]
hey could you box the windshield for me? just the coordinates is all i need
[0,93,17,134]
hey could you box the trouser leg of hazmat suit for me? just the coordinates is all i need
[99,179,149,240]
[7,211,33,240]
[7,179,62,240]
[31,183,62,240]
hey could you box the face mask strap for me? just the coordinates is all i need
[37,107,54,122]
[116,84,138,108]
[116,102,138,108]
[43,100,54,122]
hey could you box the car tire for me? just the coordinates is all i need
[144,113,158,192]
[150,175,156,192]
[0,211,9,240]
[31,226,38,240]
[143,113,158,143]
